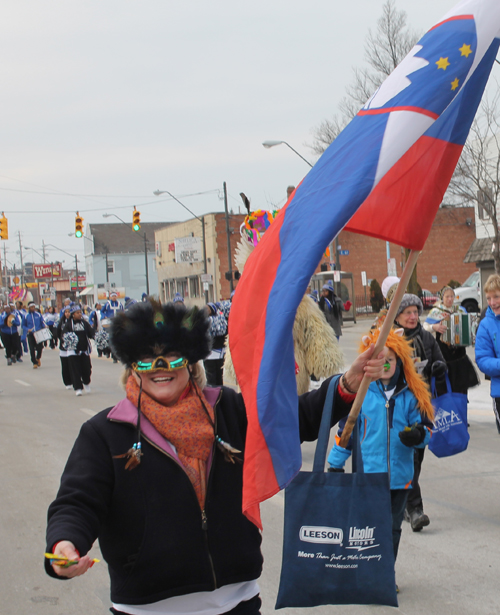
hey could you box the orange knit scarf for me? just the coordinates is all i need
[126,375,215,509]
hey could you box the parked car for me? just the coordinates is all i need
[453,271,481,313]
[421,289,440,309]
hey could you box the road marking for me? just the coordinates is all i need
[15,380,31,387]
[80,408,97,417]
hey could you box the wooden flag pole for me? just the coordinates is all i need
[339,249,421,448]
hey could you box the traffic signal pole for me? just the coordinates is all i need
[143,232,150,296]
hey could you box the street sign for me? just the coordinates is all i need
[201,273,212,283]
[361,271,367,286]
[333,271,341,282]
[339,250,349,256]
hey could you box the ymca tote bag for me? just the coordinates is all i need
[275,377,398,608]
[428,375,469,458]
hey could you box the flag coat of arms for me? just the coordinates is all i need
[229,0,500,528]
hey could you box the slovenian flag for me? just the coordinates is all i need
[229,0,500,528]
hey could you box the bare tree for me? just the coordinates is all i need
[310,0,419,155]
[447,90,500,272]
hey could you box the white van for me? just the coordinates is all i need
[453,271,481,313]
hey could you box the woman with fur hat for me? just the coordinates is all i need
[394,293,445,533]
[328,328,434,569]
[44,300,386,614]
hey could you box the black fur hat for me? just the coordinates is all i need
[109,300,211,366]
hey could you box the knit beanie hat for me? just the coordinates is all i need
[396,293,423,318]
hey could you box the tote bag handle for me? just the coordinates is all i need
[431,374,452,397]
[313,376,340,473]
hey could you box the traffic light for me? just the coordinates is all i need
[132,208,141,232]
[75,212,84,238]
[0,214,8,240]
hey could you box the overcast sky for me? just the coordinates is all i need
[0,0,490,276]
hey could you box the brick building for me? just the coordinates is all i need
[321,206,476,297]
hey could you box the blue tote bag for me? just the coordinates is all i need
[428,375,469,458]
[275,377,398,609]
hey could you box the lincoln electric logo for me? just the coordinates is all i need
[299,526,343,544]
[347,525,379,551]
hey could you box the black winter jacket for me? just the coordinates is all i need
[45,377,349,606]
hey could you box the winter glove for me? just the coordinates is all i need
[398,424,426,447]
[430,360,447,379]
[327,467,345,473]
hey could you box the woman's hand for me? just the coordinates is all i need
[51,541,94,578]
[433,322,447,334]
[342,344,388,393]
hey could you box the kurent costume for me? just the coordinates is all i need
[423,291,479,394]
[23,304,47,367]
[223,210,344,394]
[45,301,354,614]
[62,305,94,395]
[328,329,434,560]
[475,306,500,433]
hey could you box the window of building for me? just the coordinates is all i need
[176,278,188,298]
[189,276,200,298]
[107,260,115,274]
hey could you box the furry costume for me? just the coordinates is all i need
[224,212,344,394]
[360,328,434,421]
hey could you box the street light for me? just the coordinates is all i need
[153,189,208,301]
[262,140,313,168]
[102,213,150,295]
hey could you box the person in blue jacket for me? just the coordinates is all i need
[0,304,21,365]
[101,291,124,319]
[328,328,434,565]
[23,302,47,368]
[475,273,500,434]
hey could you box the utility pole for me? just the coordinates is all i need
[143,233,150,296]
[18,231,25,287]
[75,254,79,297]
[3,243,7,289]
[223,181,234,293]
[42,240,47,263]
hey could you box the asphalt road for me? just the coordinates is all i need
[1,321,499,614]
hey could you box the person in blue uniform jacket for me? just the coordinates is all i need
[23,302,47,368]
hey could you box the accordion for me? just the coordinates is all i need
[441,312,479,346]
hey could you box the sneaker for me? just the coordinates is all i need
[16,357,22,363]
[7,358,12,366]
[83,384,91,394]
[11,357,16,364]
[75,389,83,396]
[65,385,73,390]
[33,364,38,369]
[408,508,430,532]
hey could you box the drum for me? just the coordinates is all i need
[101,318,112,330]
[34,328,52,344]
[441,312,479,346]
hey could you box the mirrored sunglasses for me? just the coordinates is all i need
[132,356,188,373]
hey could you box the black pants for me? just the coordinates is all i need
[1,332,19,360]
[60,355,72,387]
[109,594,261,614]
[391,489,409,562]
[493,398,500,434]
[68,354,92,391]
[48,325,57,348]
[28,333,43,365]
[406,448,425,513]
[204,358,224,386]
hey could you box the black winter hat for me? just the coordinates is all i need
[109,300,211,367]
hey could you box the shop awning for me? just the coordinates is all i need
[78,286,95,297]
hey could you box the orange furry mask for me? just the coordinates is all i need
[360,328,434,421]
